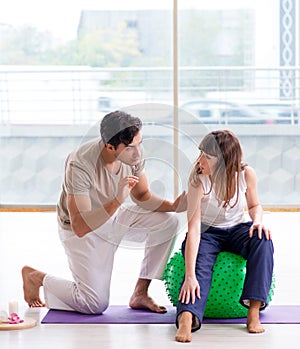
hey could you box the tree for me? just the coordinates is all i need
[56,21,141,67]
[0,25,55,65]
[0,22,141,67]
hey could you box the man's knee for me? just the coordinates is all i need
[83,296,109,314]
[153,212,179,246]
[163,212,179,231]
[86,301,109,315]
[76,285,109,314]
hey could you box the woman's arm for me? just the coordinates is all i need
[178,182,203,304]
[245,166,272,240]
[130,172,187,212]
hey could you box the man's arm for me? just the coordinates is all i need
[130,172,187,212]
[67,194,121,238]
[67,175,139,237]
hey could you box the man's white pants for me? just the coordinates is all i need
[43,205,178,314]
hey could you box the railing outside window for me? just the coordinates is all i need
[1,66,300,125]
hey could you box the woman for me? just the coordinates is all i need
[175,130,274,343]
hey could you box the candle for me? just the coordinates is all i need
[9,300,18,315]
[0,310,8,323]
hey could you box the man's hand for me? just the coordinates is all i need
[116,175,139,204]
[172,191,187,212]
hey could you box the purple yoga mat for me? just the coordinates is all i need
[41,305,300,324]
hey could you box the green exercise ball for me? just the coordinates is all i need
[162,251,275,318]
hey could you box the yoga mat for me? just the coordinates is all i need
[41,305,300,325]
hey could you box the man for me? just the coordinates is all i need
[22,110,186,314]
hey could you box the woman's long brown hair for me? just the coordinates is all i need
[191,130,244,208]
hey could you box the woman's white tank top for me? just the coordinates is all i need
[199,171,247,228]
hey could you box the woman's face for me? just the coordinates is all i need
[197,149,218,175]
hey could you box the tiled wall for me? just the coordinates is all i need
[0,125,299,205]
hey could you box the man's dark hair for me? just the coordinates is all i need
[100,110,142,149]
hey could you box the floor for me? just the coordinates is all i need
[0,210,300,348]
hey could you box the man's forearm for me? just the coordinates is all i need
[131,192,174,212]
[71,199,121,237]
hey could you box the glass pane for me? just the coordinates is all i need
[178,0,300,205]
[0,1,174,204]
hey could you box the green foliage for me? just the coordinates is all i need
[54,22,141,67]
[0,25,54,65]
[0,22,141,67]
[0,11,250,67]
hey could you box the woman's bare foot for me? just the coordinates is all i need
[247,300,265,334]
[175,312,193,342]
[129,278,167,313]
[247,319,265,333]
[22,266,46,307]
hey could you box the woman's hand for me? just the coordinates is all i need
[249,222,272,240]
[178,275,200,304]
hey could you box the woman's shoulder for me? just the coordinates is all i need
[195,173,210,194]
[243,165,257,185]
[243,164,256,175]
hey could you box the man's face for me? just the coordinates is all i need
[115,131,143,165]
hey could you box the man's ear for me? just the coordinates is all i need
[105,143,116,152]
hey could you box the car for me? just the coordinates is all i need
[178,99,276,125]
[246,102,299,124]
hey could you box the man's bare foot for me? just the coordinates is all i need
[175,312,193,343]
[22,266,46,307]
[247,300,265,334]
[129,278,167,313]
[129,294,167,313]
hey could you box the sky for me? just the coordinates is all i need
[0,0,264,41]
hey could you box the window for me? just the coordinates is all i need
[0,0,299,206]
